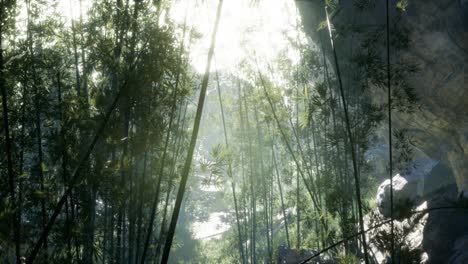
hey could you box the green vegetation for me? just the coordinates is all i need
[0,0,422,263]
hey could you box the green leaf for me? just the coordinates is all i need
[299,110,309,130]
[316,83,327,99]
[325,0,338,8]
[317,20,328,32]
[41,162,47,172]
[396,0,408,11]
[34,190,46,199]
[18,172,28,180]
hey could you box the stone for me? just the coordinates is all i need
[448,235,468,264]
[376,174,419,218]
[376,158,445,217]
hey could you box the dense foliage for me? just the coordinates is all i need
[0,0,419,263]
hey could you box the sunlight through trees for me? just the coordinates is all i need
[1,0,462,263]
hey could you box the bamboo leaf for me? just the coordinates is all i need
[34,190,46,199]
[299,110,309,130]
[41,162,47,172]
[396,0,409,11]
[18,172,28,180]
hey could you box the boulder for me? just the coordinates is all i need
[377,174,419,218]
[376,158,444,217]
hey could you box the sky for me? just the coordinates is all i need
[170,0,307,74]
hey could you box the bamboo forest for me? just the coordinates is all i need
[1,0,467,263]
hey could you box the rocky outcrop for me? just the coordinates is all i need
[377,174,419,218]
[448,235,468,263]
[370,174,468,264]
[397,0,468,196]
[296,0,468,195]
[376,158,456,217]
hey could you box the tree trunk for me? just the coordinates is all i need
[242,92,256,264]
[140,11,188,262]
[257,66,321,212]
[214,68,246,263]
[26,3,48,259]
[57,72,73,261]
[325,7,369,264]
[253,108,271,261]
[270,134,291,249]
[160,1,223,262]
[0,8,21,261]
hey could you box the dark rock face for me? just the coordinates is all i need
[420,191,468,264]
[448,235,468,263]
[399,0,468,195]
[296,0,468,194]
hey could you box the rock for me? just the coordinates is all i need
[421,199,468,263]
[420,161,457,196]
[448,235,468,264]
[377,174,420,218]
[296,0,468,196]
[369,186,467,263]
[376,158,445,217]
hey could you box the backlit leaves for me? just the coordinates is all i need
[396,0,409,11]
